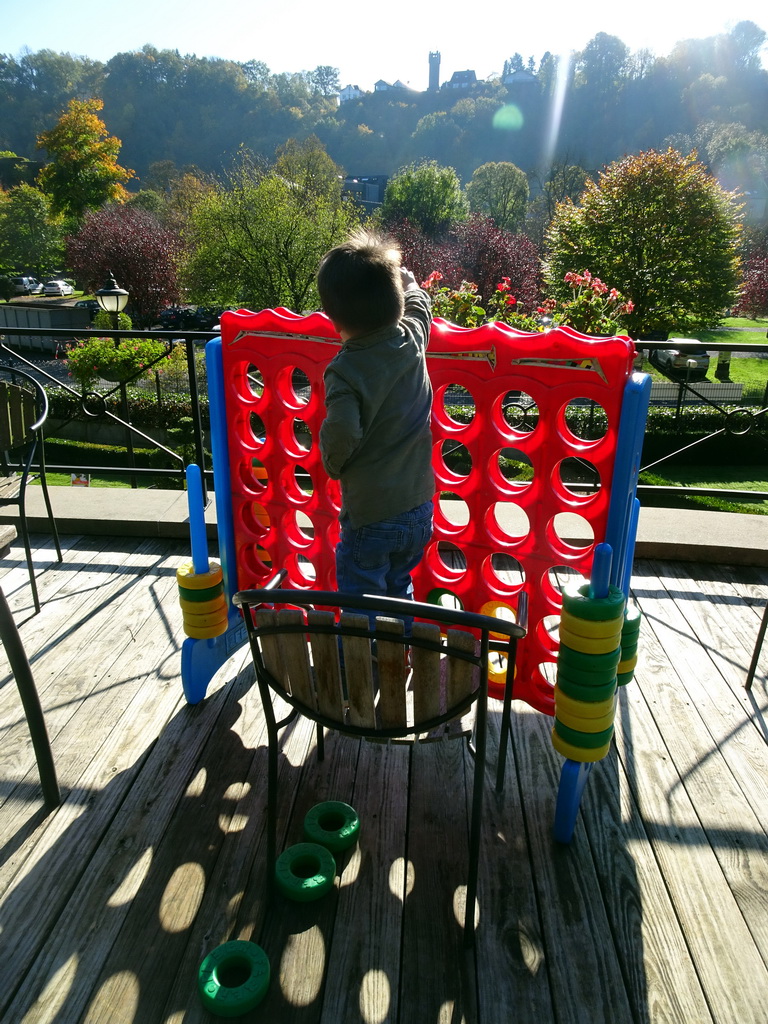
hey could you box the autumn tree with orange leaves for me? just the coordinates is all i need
[36,98,134,223]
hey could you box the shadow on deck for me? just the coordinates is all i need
[0,532,766,1023]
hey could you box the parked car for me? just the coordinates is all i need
[11,276,43,295]
[74,298,101,321]
[155,305,227,331]
[648,343,710,381]
[43,279,74,296]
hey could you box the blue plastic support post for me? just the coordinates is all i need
[180,338,248,704]
[588,542,612,600]
[553,761,593,843]
[186,463,209,575]
[604,372,652,597]
[205,337,238,604]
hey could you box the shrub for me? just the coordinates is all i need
[66,333,169,391]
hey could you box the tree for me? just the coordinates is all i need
[181,150,360,312]
[544,149,743,337]
[0,183,65,275]
[380,161,468,237]
[274,135,341,197]
[66,206,183,326]
[466,162,529,232]
[526,162,591,245]
[311,66,340,97]
[37,98,134,222]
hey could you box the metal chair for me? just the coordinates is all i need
[234,580,526,946]
[0,364,62,613]
[0,582,60,806]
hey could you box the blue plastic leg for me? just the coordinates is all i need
[553,759,594,844]
[181,609,249,704]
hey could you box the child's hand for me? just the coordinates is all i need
[400,266,418,291]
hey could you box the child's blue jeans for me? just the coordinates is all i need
[335,500,434,630]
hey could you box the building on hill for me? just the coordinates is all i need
[502,68,538,89]
[446,70,478,89]
[339,84,364,103]
[341,174,388,213]
[374,79,411,92]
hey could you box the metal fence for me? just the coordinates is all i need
[1,326,766,512]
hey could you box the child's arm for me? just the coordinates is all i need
[320,374,363,479]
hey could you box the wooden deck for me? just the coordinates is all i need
[0,533,767,1024]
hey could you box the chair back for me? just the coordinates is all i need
[236,588,525,742]
[0,377,42,456]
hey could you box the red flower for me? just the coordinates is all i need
[506,295,517,306]
[496,277,511,292]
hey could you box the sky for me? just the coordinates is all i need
[1,0,766,93]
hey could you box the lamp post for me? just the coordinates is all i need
[95,271,129,331]
[95,272,136,486]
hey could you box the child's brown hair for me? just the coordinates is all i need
[317,229,404,335]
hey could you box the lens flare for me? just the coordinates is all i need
[493,104,524,131]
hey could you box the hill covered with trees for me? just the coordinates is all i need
[1,22,766,200]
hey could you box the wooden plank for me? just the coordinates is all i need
[625,567,768,1015]
[320,738,410,1024]
[309,610,344,722]
[475,709,556,1021]
[341,612,376,728]
[654,559,768,709]
[376,616,406,729]
[509,704,635,1023]
[583,703,714,1022]
[159,685,320,1024]
[278,608,315,709]
[251,729,362,1024]
[400,736,478,1023]
[446,627,475,709]
[1,645,247,1023]
[411,621,441,725]
[0,538,183,826]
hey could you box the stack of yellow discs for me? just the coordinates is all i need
[177,561,228,639]
[552,581,624,762]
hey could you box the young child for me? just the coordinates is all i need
[317,229,434,609]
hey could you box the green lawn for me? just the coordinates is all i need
[34,473,132,488]
[679,316,768,346]
[639,466,768,514]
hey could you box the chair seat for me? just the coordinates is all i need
[0,475,22,501]
[0,522,17,557]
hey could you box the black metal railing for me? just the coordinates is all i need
[0,325,216,499]
[0,326,766,511]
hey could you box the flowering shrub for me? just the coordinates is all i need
[66,335,169,391]
[421,272,486,327]
[421,271,545,331]
[541,270,634,335]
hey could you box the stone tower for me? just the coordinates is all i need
[429,51,441,92]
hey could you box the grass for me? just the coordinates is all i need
[34,472,132,488]
[639,466,768,514]
[677,315,768,346]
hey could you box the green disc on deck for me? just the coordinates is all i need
[275,843,336,902]
[198,940,270,1017]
